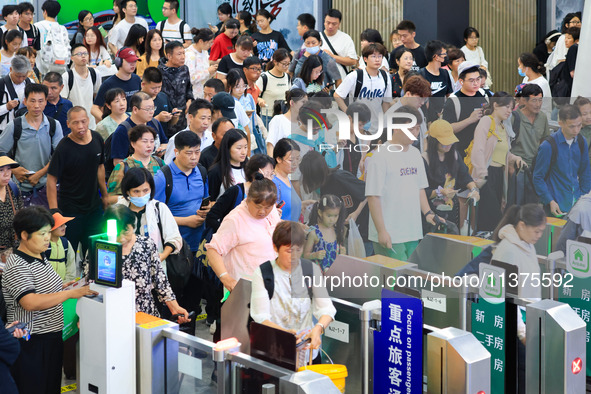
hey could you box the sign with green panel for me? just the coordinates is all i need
[471,264,505,394]
[559,239,591,376]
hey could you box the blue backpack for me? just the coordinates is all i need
[291,129,338,168]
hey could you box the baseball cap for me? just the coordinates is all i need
[211,92,237,119]
[51,212,74,231]
[429,119,458,146]
[117,47,141,63]
[0,153,19,169]
[458,61,480,77]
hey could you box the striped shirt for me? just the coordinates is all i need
[2,250,64,334]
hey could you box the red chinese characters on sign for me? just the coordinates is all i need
[232,0,287,17]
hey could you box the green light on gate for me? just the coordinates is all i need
[107,219,117,242]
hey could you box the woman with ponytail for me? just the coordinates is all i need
[186,28,217,99]
[237,11,258,37]
[518,52,552,115]
[470,92,525,232]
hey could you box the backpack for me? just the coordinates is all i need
[157,20,187,42]
[511,110,521,143]
[104,119,133,177]
[455,245,495,277]
[291,132,338,168]
[259,259,314,299]
[549,62,570,106]
[463,115,501,175]
[9,116,57,159]
[353,68,389,98]
[531,133,586,181]
[0,75,32,124]
[448,89,490,121]
[67,68,97,94]
[154,201,193,298]
[17,24,40,50]
[45,236,69,264]
[160,163,207,204]
[38,23,70,74]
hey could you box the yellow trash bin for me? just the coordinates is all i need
[298,364,348,393]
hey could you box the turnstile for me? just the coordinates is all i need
[526,299,586,393]
[427,327,491,394]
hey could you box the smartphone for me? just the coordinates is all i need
[296,337,311,349]
[276,200,285,209]
[7,316,37,334]
[325,82,335,89]
[172,109,182,115]
[200,197,211,209]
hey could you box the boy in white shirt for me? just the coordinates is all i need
[365,105,439,260]
[35,0,70,75]
[334,43,392,133]
[108,0,149,54]
[158,0,192,48]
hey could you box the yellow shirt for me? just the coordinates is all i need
[136,54,161,77]
[491,123,509,166]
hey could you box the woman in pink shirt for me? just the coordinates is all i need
[206,174,281,291]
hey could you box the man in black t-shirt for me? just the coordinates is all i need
[441,61,487,155]
[17,2,40,50]
[47,106,109,254]
[388,20,427,72]
[419,40,453,122]
[199,117,233,171]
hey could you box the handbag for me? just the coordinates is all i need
[155,202,194,299]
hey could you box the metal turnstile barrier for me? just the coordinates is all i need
[526,299,586,393]
[427,327,491,394]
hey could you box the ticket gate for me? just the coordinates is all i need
[427,327,491,394]
[526,299,586,393]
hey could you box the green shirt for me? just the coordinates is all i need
[107,156,164,195]
[580,125,591,145]
[510,108,551,167]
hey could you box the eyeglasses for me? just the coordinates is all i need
[83,16,94,22]
[570,19,581,25]
[278,61,291,67]
[72,52,89,57]
[140,107,155,112]
[464,77,482,84]
[234,84,247,90]
[247,67,262,72]
[368,54,383,60]
[162,6,171,10]
[436,52,448,58]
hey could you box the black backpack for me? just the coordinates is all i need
[67,68,97,94]
[532,133,586,181]
[9,116,57,159]
[104,119,133,177]
[353,68,389,98]
[260,72,292,97]
[259,259,314,299]
[160,163,207,204]
[157,20,188,42]
[0,75,32,125]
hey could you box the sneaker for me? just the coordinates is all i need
[209,320,216,335]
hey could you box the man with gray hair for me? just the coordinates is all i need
[0,55,32,131]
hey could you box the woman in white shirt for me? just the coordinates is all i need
[84,27,116,77]
[250,221,336,362]
[518,52,552,115]
[461,27,491,88]
[256,48,292,129]
[186,28,217,99]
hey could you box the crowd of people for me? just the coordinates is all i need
[0,1,587,392]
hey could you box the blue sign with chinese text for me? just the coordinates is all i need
[374,289,423,394]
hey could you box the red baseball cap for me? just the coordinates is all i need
[117,47,141,63]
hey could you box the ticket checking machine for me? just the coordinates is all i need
[77,222,137,394]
